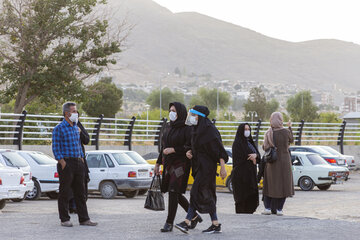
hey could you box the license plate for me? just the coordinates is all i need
[337,160,345,165]
[138,171,148,178]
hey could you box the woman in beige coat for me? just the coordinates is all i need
[262,112,294,216]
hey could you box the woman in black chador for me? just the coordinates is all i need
[175,105,228,234]
[155,102,202,232]
[232,123,260,214]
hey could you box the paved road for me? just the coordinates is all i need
[1,172,360,240]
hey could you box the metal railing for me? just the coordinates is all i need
[1,111,359,154]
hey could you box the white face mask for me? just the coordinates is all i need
[244,130,251,138]
[169,111,177,122]
[189,116,198,125]
[69,113,79,123]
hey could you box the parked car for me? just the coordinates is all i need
[318,146,357,170]
[86,150,153,199]
[125,151,154,195]
[0,162,27,210]
[289,146,347,167]
[0,149,34,202]
[291,152,349,191]
[17,151,59,200]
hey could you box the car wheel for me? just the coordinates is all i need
[46,191,59,199]
[299,176,315,191]
[100,181,117,199]
[138,189,148,195]
[0,199,6,210]
[226,177,233,193]
[317,184,331,191]
[123,190,139,198]
[26,180,41,200]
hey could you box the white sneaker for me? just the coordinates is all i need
[276,210,283,216]
[261,209,272,215]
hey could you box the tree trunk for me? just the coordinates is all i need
[14,82,30,114]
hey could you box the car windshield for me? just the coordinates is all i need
[1,152,29,168]
[111,153,137,165]
[28,152,57,165]
[321,146,341,156]
[307,154,329,165]
[125,152,148,164]
[311,147,333,155]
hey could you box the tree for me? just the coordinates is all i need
[146,88,184,110]
[0,0,128,113]
[265,98,280,119]
[243,87,267,121]
[82,77,123,118]
[316,112,341,123]
[286,91,318,122]
[189,88,231,114]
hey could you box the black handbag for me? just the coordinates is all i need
[144,176,165,211]
[263,130,278,163]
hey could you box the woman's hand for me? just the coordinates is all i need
[220,166,227,180]
[248,154,257,165]
[219,158,227,179]
[186,150,193,159]
[154,164,161,176]
[163,147,175,155]
[287,120,292,128]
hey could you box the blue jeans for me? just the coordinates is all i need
[186,205,218,221]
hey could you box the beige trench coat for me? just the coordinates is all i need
[263,128,294,198]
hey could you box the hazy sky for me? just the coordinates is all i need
[153,0,360,45]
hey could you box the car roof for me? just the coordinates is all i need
[87,150,132,154]
[291,151,319,156]
[0,149,17,152]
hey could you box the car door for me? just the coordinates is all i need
[86,153,109,190]
[104,154,119,179]
[291,155,303,185]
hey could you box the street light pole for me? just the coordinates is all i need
[145,104,150,138]
[159,77,162,119]
[247,111,258,122]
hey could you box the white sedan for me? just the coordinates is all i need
[0,163,27,210]
[17,151,59,200]
[86,150,153,199]
[0,149,34,202]
[291,152,349,191]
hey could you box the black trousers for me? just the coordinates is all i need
[263,195,286,211]
[58,158,90,223]
[166,192,190,224]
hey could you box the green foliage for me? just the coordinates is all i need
[146,88,184,110]
[123,89,149,102]
[286,91,318,122]
[136,108,168,121]
[265,99,280,119]
[316,112,342,123]
[0,0,125,113]
[243,87,267,121]
[82,78,123,118]
[189,88,231,116]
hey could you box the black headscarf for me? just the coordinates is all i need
[191,105,221,148]
[169,102,187,128]
[232,123,260,167]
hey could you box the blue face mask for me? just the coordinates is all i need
[244,130,251,138]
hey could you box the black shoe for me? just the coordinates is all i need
[202,224,222,234]
[175,221,190,234]
[189,215,203,229]
[160,223,173,232]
